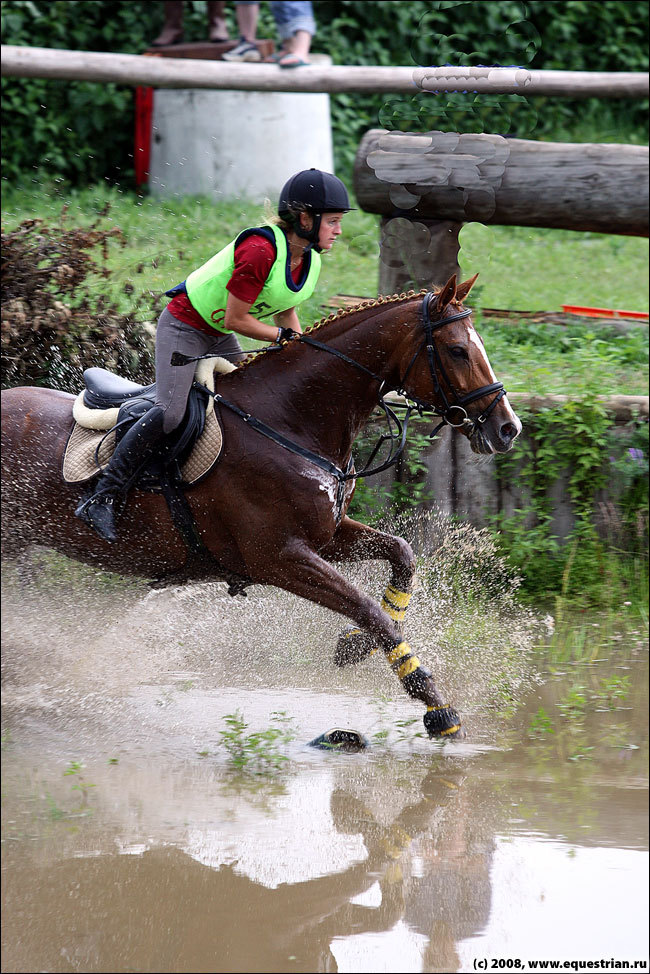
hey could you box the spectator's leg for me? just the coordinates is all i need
[270,2,316,66]
[151,0,184,47]
[207,1,229,42]
[222,2,261,60]
[287,28,311,60]
[236,1,259,42]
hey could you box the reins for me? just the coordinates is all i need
[183,291,507,517]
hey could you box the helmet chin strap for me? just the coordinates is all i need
[294,211,323,251]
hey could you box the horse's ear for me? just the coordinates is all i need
[455,273,479,304]
[434,275,457,312]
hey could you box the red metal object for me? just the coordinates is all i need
[561,304,649,320]
[134,86,154,188]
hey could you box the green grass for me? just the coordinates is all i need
[477,315,648,396]
[459,223,649,313]
[2,180,648,394]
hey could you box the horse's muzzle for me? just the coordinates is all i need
[469,414,521,455]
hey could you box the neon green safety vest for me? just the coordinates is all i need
[185,224,321,333]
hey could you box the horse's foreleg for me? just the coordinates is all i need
[319,517,416,668]
[320,516,416,589]
[244,538,461,739]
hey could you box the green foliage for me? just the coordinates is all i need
[528,706,555,737]
[490,400,649,603]
[508,399,612,521]
[2,0,648,187]
[608,422,649,531]
[218,710,296,775]
[349,422,434,525]
[320,0,649,176]
[63,759,96,809]
[593,673,631,709]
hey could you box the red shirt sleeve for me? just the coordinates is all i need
[166,291,215,333]
[226,235,277,305]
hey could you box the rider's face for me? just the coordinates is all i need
[317,212,345,250]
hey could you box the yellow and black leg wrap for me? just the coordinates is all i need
[335,587,411,668]
[385,641,429,689]
[334,626,376,667]
[423,705,463,739]
[380,585,412,624]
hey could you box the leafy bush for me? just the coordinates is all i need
[2,0,648,187]
[489,401,649,603]
[1,206,155,389]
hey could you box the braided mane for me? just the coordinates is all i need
[233,287,435,374]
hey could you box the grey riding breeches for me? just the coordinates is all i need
[154,306,246,433]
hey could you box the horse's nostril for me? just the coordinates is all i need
[501,422,517,441]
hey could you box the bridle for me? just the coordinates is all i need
[396,292,506,437]
[298,291,506,442]
[187,291,508,518]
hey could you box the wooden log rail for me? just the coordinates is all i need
[2,45,649,97]
[411,66,650,99]
[354,130,649,237]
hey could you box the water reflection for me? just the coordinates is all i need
[1,559,647,973]
[2,761,495,973]
[2,699,648,974]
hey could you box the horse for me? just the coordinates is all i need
[1,274,521,739]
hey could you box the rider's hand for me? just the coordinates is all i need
[276,327,299,344]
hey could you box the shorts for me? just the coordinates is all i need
[270,1,316,41]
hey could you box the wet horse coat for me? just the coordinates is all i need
[1,277,521,737]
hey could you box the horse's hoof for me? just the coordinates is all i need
[423,706,465,740]
[334,627,376,667]
[308,728,369,752]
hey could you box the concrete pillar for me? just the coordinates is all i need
[149,55,334,199]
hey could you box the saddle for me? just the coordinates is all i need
[63,356,235,487]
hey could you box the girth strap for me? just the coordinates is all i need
[157,470,249,596]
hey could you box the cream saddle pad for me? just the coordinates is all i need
[62,357,234,486]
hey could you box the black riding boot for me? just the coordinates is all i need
[75,407,166,543]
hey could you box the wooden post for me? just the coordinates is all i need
[378,217,461,294]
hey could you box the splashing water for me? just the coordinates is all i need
[2,512,541,744]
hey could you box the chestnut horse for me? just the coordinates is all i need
[1,276,521,738]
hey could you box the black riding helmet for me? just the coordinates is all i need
[278,168,353,249]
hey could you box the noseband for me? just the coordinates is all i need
[398,293,506,437]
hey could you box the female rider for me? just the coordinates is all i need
[75,168,352,542]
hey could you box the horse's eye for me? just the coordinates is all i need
[449,346,469,360]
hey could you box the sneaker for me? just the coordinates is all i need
[222,38,262,62]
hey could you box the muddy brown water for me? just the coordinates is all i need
[1,552,648,974]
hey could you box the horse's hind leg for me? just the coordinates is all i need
[244,537,462,739]
[319,517,416,668]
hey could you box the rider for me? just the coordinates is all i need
[75,168,352,542]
